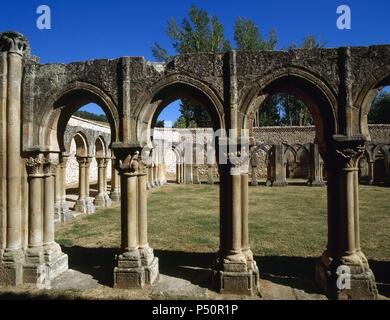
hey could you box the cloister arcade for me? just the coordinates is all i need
[0,31,389,299]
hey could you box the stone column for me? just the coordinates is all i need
[315,141,378,300]
[147,165,153,189]
[24,155,46,285]
[249,148,258,186]
[84,157,95,214]
[0,32,29,286]
[42,154,68,281]
[193,165,201,184]
[267,144,288,187]
[176,163,181,184]
[53,154,69,220]
[102,158,112,206]
[368,161,374,185]
[94,158,107,207]
[308,144,326,187]
[161,163,167,184]
[113,148,159,289]
[151,164,157,187]
[75,157,88,213]
[184,164,193,184]
[110,157,121,201]
[207,165,215,185]
[215,146,259,296]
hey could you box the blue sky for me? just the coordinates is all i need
[1,0,389,123]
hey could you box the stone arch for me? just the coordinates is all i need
[356,61,390,139]
[135,75,225,146]
[39,81,120,153]
[240,67,338,145]
[95,135,107,158]
[72,132,89,157]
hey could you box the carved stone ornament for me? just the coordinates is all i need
[0,31,30,56]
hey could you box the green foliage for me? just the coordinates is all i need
[173,99,210,128]
[256,96,281,126]
[278,94,313,126]
[74,110,108,123]
[234,17,278,51]
[151,5,231,61]
[368,90,390,124]
[155,120,165,128]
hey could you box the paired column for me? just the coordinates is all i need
[75,157,95,214]
[0,32,29,286]
[308,144,326,187]
[216,146,259,295]
[24,154,68,286]
[94,158,112,207]
[267,144,288,187]
[54,154,70,222]
[113,148,159,289]
[110,157,121,201]
[207,165,215,185]
[193,165,201,184]
[315,141,378,300]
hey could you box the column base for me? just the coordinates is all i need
[271,180,288,187]
[214,254,260,296]
[110,190,121,202]
[44,243,68,281]
[308,180,326,187]
[315,251,378,300]
[94,194,106,207]
[75,199,95,214]
[104,194,112,207]
[113,248,159,289]
[0,249,24,286]
[55,201,71,223]
[23,247,49,287]
[207,180,215,185]
[139,246,159,284]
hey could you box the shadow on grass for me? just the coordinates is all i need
[1,247,388,299]
[58,247,390,298]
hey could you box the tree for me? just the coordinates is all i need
[152,6,230,127]
[155,120,165,128]
[368,90,390,124]
[265,35,325,127]
[234,17,277,51]
[74,110,108,123]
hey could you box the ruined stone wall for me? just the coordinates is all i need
[154,125,390,179]
[65,116,112,186]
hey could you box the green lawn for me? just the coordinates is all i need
[56,183,390,261]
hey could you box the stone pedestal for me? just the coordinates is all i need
[215,147,260,296]
[315,140,378,300]
[0,249,24,286]
[113,147,159,289]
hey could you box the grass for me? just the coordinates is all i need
[56,182,390,261]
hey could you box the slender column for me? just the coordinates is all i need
[84,157,95,214]
[75,157,87,213]
[94,158,106,207]
[368,161,374,185]
[193,165,201,184]
[23,154,46,284]
[113,148,159,289]
[308,144,326,187]
[316,141,378,300]
[176,163,181,184]
[110,157,121,201]
[249,149,258,186]
[148,165,153,189]
[0,32,29,286]
[216,143,259,296]
[42,154,69,281]
[102,158,112,205]
[207,165,214,185]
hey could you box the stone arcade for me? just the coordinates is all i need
[0,31,389,299]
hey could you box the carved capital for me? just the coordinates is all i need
[335,144,365,170]
[0,31,30,56]
[26,154,46,177]
[227,149,250,175]
[118,151,147,176]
